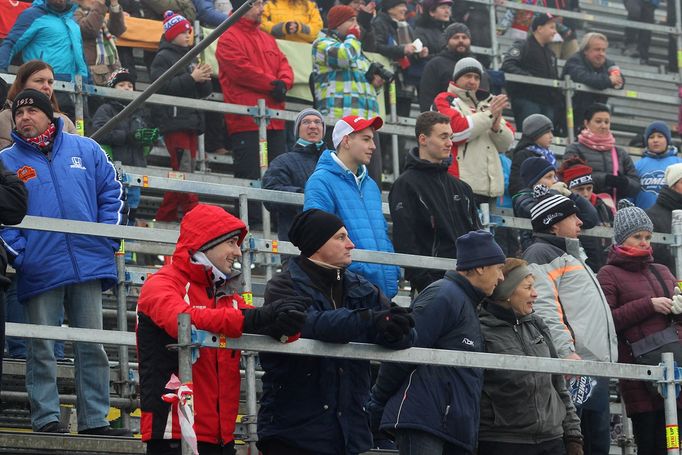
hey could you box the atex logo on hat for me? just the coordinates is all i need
[331,115,384,149]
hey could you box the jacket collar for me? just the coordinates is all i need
[403,147,450,172]
[655,186,682,210]
[643,145,679,159]
[605,244,652,272]
[444,270,488,306]
[480,300,533,326]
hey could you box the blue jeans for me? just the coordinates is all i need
[395,430,470,455]
[6,276,64,359]
[25,280,110,431]
[510,97,555,130]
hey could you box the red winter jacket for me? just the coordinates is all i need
[597,246,682,416]
[216,17,294,134]
[136,204,248,445]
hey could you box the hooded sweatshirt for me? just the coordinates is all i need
[634,145,682,209]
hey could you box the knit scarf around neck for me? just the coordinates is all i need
[25,123,56,150]
[526,144,556,167]
[578,129,616,152]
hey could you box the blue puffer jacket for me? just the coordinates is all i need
[304,150,399,298]
[0,118,125,301]
[258,257,414,454]
[192,0,227,27]
[370,272,486,453]
[0,0,88,79]
[634,146,682,210]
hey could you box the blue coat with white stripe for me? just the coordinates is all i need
[0,0,88,79]
[0,117,125,301]
[303,150,399,298]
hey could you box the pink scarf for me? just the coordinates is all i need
[577,129,616,152]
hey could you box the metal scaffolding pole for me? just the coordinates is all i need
[672,210,682,280]
[564,75,575,143]
[389,81,400,179]
[74,75,85,137]
[115,250,131,430]
[177,313,193,455]
[662,352,680,454]
[257,99,274,281]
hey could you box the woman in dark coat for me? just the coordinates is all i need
[597,200,682,455]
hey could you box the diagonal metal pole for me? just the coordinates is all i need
[91,0,255,142]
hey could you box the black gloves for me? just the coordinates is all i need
[372,306,414,343]
[270,80,287,102]
[604,173,629,192]
[242,297,309,341]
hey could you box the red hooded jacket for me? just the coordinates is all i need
[136,204,249,445]
[216,17,294,134]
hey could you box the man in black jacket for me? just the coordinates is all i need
[501,13,560,128]
[389,111,480,293]
[418,22,474,112]
[647,163,682,275]
[561,32,624,133]
[257,208,415,455]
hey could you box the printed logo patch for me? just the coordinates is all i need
[70,157,86,170]
[17,165,36,183]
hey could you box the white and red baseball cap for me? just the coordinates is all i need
[332,115,384,149]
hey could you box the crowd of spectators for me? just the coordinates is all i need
[1,0,682,454]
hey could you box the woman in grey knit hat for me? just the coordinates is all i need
[478,258,584,455]
[597,199,682,455]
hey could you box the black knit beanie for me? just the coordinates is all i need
[289,209,345,257]
[12,89,54,122]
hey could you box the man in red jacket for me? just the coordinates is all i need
[137,204,307,455]
[216,0,294,224]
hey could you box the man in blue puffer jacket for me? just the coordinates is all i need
[0,90,127,436]
[0,0,88,80]
[304,115,400,298]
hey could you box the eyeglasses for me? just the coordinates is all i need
[301,119,323,126]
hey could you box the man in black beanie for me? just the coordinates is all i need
[257,208,415,455]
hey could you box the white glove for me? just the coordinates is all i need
[551,181,571,197]
[672,291,682,315]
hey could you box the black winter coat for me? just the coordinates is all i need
[389,148,480,292]
[418,48,472,112]
[92,101,149,167]
[261,142,325,241]
[149,39,212,134]
[647,186,682,274]
[414,14,448,56]
[501,36,560,104]
[371,271,486,452]
[0,161,27,287]
[258,257,415,455]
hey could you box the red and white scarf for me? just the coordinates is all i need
[25,122,56,150]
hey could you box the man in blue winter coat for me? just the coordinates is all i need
[0,0,89,80]
[0,89,127,436]
[257,208,415,455]
[366,230,506,455]
[304,115,400,298]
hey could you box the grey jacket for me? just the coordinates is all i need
[479,302,582,444]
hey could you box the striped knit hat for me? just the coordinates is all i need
[530,185,578,232]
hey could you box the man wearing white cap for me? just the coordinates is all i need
[304,115,400,298]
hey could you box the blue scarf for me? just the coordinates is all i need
[526,144,557,168]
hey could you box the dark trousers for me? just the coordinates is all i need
[395,430,470,455]
[625,0,655,56]
[631,410,669,455]
[146,440,236,455]
[259,439,319,455]
[576,377,611,455]
[478,438,566,455]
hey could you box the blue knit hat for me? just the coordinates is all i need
[520,157,555,188]
[644,121,671,149]
[455,230,506,271]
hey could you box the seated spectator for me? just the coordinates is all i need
[635,121,682,210]
[434,57,513,205]
[367,230,505,455]
[624,0,656,64]
[311,5,386,183]
[389,111,480,293]
[501,13,560,127]
[337,0,377,51]
[414,0,452,56]
[418,22,474,112]
[508,113,557,196]
[647,163,682,274]
[151,10,212,222]
[0,0,89,82]
[262,108,328,242]
[73,0,126,86]
[257,209,415,455]
[564,103,640,202]
[562,33,624,131]
[304,115,400,299]
[216,0,293,224]
[559,157,614,272]
[478,258,583,455]
[261,0,322,43]
[92,68,156,224]
[192,0,229,27]
[0,60,76,150]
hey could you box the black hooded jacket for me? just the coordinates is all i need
[389,148,480,292]
[647,186,682,274]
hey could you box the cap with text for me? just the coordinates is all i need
[332,115,383,149]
